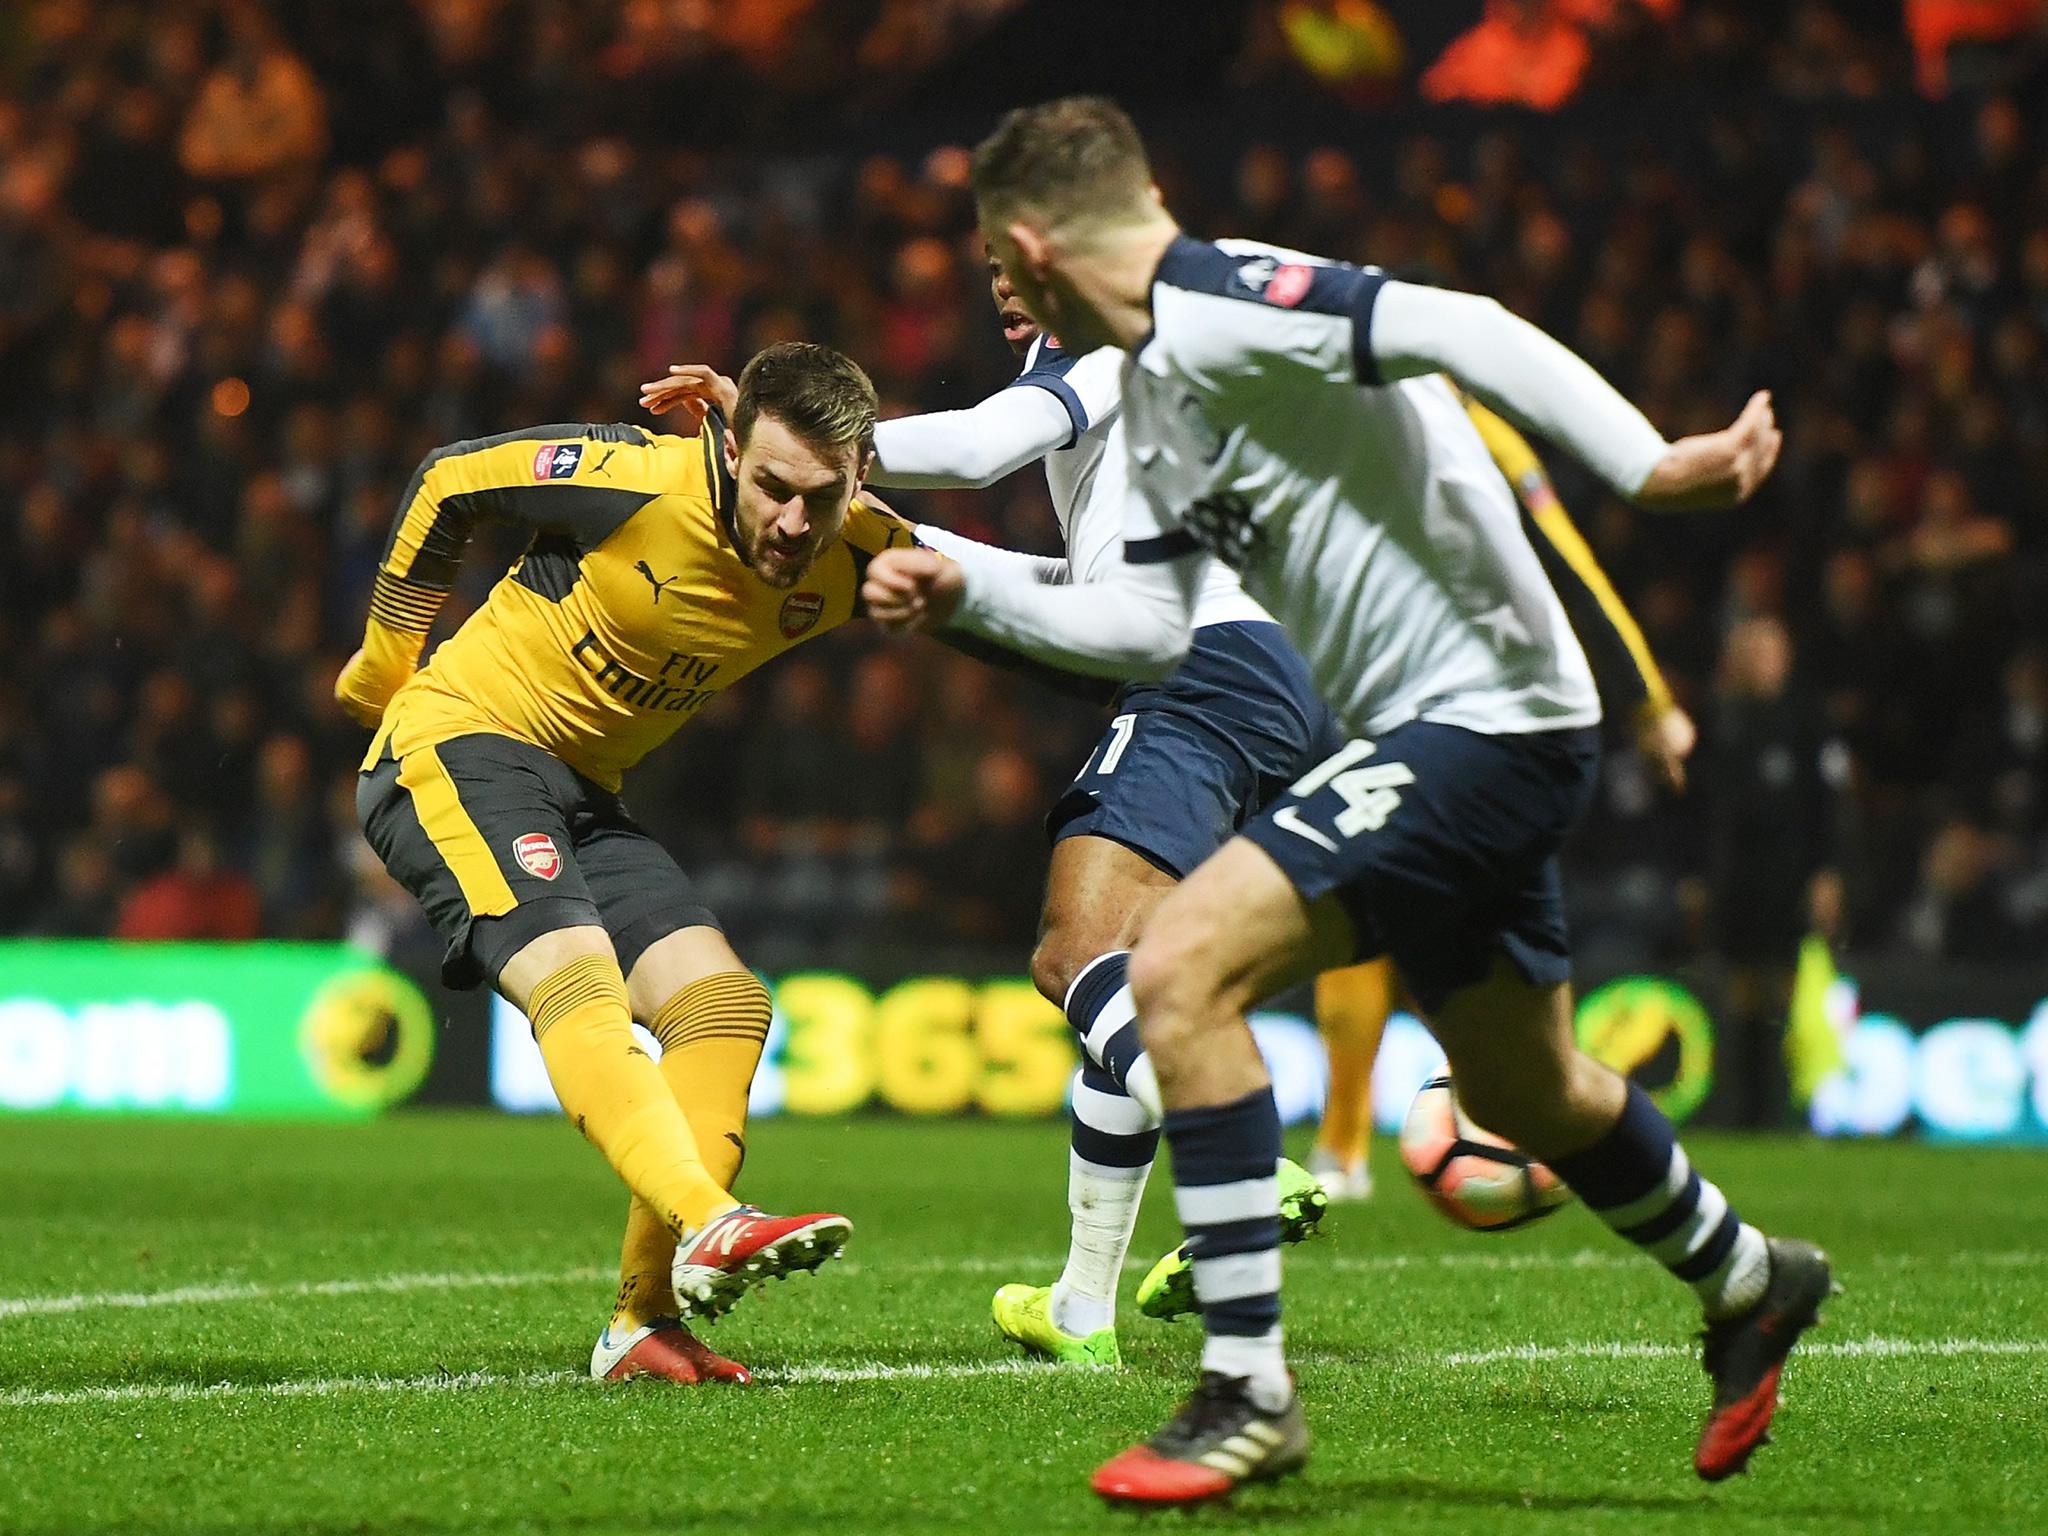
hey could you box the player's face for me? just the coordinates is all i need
[986,247,1038,355]
[727,415,866,589]
[984,220,1111,355]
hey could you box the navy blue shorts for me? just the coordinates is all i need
[1240,721,1601,1014]
[1048,622,1343,879]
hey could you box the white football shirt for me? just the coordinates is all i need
[1117,236,1606,739]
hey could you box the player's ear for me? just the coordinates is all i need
[855,448,875,488]
[723,426,739,476]
[1147,183,1165,208]
[1008,220,1053,282]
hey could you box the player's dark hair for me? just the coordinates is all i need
[971,96,1155,230]
[733,342,877,466]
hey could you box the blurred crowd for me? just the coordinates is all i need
[2,0,2045,983]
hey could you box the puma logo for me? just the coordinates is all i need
[635,560,681,604]
[591,446,619,478]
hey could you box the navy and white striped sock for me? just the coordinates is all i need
[1550,1082,1770,1320]
[1165,1086,1290,1411]
[1051,1061,1159,1337]
[1064,951,1162,1118]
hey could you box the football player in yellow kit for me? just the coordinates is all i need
[337,343,915,1386]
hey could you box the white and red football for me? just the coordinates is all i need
[1399,1075,1573,1232]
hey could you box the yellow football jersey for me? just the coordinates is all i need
[362,418,913,790]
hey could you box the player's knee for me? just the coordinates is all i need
[1029,925,1107,1008]
[1127,927,1221,1054]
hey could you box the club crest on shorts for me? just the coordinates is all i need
[532,443,583,480]
[512,832,561,880]
[779,591,824,638]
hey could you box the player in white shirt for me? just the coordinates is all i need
[865,97,1832,1508]
[863,255,1345,1365]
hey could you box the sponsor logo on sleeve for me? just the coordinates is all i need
[1265,264,1316,309]
[512,833,562,881]
[532,443,584,481]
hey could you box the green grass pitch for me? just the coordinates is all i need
[2,1112,2043,1535]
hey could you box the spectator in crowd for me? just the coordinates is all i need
[114,828,262,942]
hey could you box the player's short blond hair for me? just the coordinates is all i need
[971,96,1156,237]
[734,342,877,466]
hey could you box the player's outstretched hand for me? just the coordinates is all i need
[862,548,964,633]
[1637,390,1782,511]
[638,364,739,429]
[1637,703,1697,795]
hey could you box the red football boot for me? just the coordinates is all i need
[590,1318,753,1384]
[670,1205,853,1322]
[1695,1237,1837,1481]
[1091,1372,1310,1508]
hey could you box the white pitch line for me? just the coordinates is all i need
[759,1358,1098,1385]
[6,1246,2045,1325]
[10,1337,2041,1411]
[0,1359,1078,1410]
[0,1266,608,1321]
[0,1369,583,1410]
[926,1248,2048,1278]
[1444,1336,2048,1368]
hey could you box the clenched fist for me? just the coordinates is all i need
[861,547,964,633]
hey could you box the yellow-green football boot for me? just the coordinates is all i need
[1135,1156,1329,1321]
[992,1283,1121,1367]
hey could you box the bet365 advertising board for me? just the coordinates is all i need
[2,941,2044,1140]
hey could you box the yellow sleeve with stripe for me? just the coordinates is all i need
[1465,399,1676,724]
[340,423,689,727]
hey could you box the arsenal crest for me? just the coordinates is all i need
[512,832,561,881]
[780,591,824,639]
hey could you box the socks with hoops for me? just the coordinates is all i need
[1549,1081,1771,1320]
[1165,1086,1291,1412]
[527,956,737,1273]
[1063,950,1162,1118]
[612,971,773,1331]
[1050,1060,1160,1337]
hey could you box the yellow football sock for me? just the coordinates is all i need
[612,971,773,1330]
[527,956,736,1249]
[1315,960,1394,1166]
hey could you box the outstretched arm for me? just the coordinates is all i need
[1369,280,1780,508]
[871,342,1124,489]
[912,522,1068,586]
[863,540,1200,681]
[871,390,1078,489]
[335,424,660,726]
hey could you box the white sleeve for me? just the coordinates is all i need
[1366,279,1671,496]
[868,387,1075,489]
[913,522,1068,586]
[950,548,1202,681]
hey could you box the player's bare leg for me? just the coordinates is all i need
[497,924,849,1339]
[594,925,777,1384]
[1000,837,1327,1364]
[1092,838,1351,1506]
[1428,958,1836,1480]
[1310,961,1392,1200]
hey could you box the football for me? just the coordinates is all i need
[1399,1075,1573,1231]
